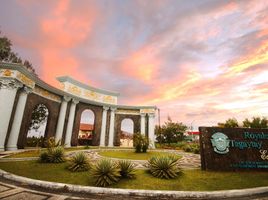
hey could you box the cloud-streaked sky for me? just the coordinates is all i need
[1,0,268,129]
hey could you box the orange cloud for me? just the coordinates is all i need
[257,28,268,38]
[37,0,96,86]
[40,49,83,86]
[41,0,92,48]
[121,47,159,82]
[126,66,202,106]
[226,40,268,75]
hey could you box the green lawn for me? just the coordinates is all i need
[7,147,93,158]
[98,150,181,160]
[7,149,43,158]
[0,161,268,191]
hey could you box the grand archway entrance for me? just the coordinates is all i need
[0,63,156,151]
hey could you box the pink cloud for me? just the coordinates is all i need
[2,0,268,129]
[120,46,160,82]
[36,0,97,86]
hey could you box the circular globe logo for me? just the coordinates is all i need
[211,132,230,154]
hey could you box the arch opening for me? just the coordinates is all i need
[120,118,134,147]
[26,104,49,147]
[78,109,95,146]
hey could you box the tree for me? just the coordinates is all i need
[29,104,49,130]
[242,118,251,128]
[0,34,11,60]
[217,118,239,128]
[242,117,268,128]
[0,31,36,75]
[156,117,187,144]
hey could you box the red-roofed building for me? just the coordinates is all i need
[79,123,94,140]
[186,131,200,141]
[80,123,94,132]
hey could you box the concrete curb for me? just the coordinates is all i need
[0,169,268,199]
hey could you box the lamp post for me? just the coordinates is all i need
[190,120,195,141]
[158,108,161,145]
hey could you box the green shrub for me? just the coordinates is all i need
[183,145,192,152]
[155,142,187,150]
[142,144,148,153]
[193,147,200,154]
[68,152,91,172]
[176,142,187,149]
[182,143,200,154]
[39,151,49,163]
[147,155,181,179]
[133,133,149,153]
[118,160,135,179]
[48,146,65,163]
[91,159,120,187]
[26,136,45,147]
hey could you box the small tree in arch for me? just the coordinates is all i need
[29,104,49,131]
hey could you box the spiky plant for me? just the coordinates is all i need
[45,137,62,149]
[39,151,49,163]
[91,159,120,187]
[118,160,136,179]
[48,146,65,163]
[68,152,91,172]
[147,155,181,179]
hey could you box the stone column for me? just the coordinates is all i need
[0,78,23,151]
[140,113,146,135]
[55,96,71,142]
[65,99,79,147]
[6,86,32,151]
[108,107,116,147]
[100,106,109,147]
[148,113,156,149]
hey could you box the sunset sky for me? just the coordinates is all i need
[1,0,268,129]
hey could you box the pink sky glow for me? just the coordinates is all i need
[1,0,268,129]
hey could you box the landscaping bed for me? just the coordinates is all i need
[0,161,268,191]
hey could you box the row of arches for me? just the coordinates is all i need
[25,105,135,147]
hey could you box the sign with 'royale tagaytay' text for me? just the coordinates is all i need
[199,127,268,171]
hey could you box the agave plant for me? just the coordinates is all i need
[118,160,135,179]
[68,152,91,172]
[147,155,181,179]
[91,159,120,187]
[48,146,65,163]
[45,137,62,149]
[39,151,49,163]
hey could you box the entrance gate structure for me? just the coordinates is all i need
[0,63,157,151]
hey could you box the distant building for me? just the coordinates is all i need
[79,123,94,139]
[186,131,200,141]
[120,131,133,147]
[78,123,94,145]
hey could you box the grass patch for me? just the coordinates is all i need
[7,147,96,158]
[7,149,44,158]
[98,150,181,160]
[0,161,268,191]
[0,161,91,185]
